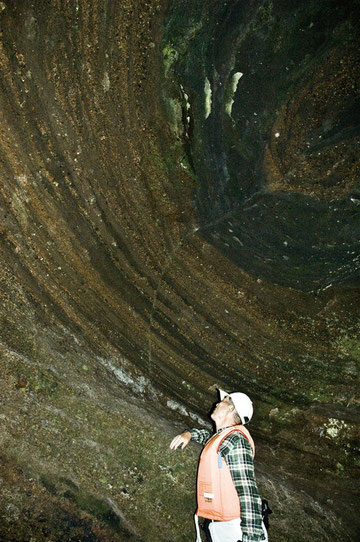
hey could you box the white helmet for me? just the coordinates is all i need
[219,388,253,424]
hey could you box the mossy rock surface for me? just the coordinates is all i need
[0,0,359,540]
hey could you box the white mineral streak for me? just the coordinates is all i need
[167,399,188,416]
[204,77,212,119]
[189,411,208,426]
[167,400,208,426]
[225,71,243,117]
[102,71,110,92]
[233,236,243,246]
[100,357,149,395]
[181,84,191,111]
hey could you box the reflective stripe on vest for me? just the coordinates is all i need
[196,425,255,521]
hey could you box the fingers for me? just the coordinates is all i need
[169,436,177,449]
[169,432,190,450]
[169,436,178,450]
[169,435,183,450]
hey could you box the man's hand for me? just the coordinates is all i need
[169,431,191,450]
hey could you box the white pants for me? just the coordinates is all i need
[208,518,242,542]
[195,514,268,542]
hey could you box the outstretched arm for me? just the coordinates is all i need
[170,428,211,449]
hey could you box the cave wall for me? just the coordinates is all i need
[0,1,359,540]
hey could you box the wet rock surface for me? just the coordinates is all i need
[0,1,359,541]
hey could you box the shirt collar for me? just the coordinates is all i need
[216,425,235,435]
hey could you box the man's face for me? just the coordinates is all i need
[211,395,232,421]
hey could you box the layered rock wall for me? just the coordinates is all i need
[0,1,359,540]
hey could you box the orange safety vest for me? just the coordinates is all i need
[196,425,255,521]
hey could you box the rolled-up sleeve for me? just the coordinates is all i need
[189,428,211,445]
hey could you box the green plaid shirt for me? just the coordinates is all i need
[190,427,265,542]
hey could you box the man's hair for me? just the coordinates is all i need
[229,397,242,425]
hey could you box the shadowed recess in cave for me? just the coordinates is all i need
[162,0,360,290]
[0,0,359,541]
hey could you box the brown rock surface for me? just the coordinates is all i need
[0,1,359,541]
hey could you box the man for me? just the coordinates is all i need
[170,389,268,542]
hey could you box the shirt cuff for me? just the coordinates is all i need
[242,534,263,542]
